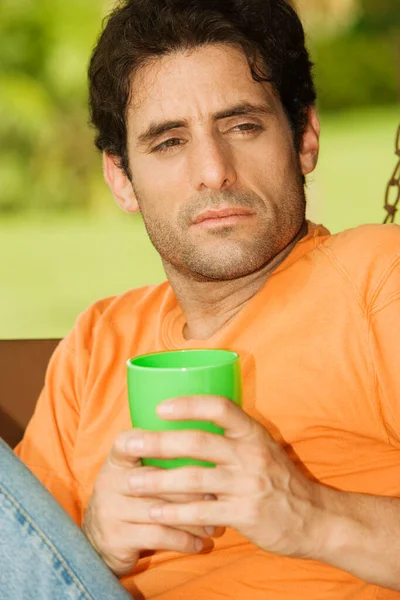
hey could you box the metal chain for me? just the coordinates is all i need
[383,124,400,224]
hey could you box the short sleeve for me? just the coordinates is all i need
[14,334,88,525]
[369,257,400,444]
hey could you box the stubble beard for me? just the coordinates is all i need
[134,175,306,282]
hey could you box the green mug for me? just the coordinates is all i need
[127,349,242,469]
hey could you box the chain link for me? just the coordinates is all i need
[383,124,400,224]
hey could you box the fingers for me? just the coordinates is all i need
[98,492,215,539]
[126,428,236,464]
[101,462,162,498]
[109,397,264,472]
[87,430,223,578]
[126,523,206,555]
[148,498,229,530]
[156,395,260,441]
[100,432,220,539]
[100,457,214,506]
[128,466,233,497]
[128,495,208,539]
[86,518,205,576]
[108,428,229,472]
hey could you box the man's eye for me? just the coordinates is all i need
[232,123,262,133]
[151,138,183,153]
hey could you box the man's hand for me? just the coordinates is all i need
[83,399,400,590]
[124,396,322,560]
[82,430,218,578]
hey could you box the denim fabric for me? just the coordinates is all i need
[0,438,131,600]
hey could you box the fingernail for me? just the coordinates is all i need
[195,538,204,552]
[129,474,144,490]
[157,401,174,415]
[204,526,215,536]
[149,506,162,520]
[128,438,144,453]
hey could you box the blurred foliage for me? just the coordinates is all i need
[357,0,400,33]
[311,0,400,112]
[0,0,399,215]
[0,0,106,214]
[312,32,399,112]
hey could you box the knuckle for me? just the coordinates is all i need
[149,525,195,554]
[188,430,209,454]
[243,499,261,530]
[194,506,208,524]
[153,432,166,457]
[149,525,168,549]
[95,502,114,528]
[249,473,272,496]
[215,396,231,419]
[251,444,272,471]
[151,475,164,494]
[113,431,130,455]
[185,468,203,492]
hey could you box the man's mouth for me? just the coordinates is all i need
[191,207,254,227]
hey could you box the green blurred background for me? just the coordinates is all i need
[0,0,399,338]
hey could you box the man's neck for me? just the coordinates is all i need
[163,221,308,341]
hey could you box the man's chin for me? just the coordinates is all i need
[181,248,269,281]
[189,265,262,282]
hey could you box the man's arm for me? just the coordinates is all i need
[310,483,400,590]
[315,281,400,588]
[15,335,86,524]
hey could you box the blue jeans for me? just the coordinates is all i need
[0,438,131,599]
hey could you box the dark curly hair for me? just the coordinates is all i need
[88,0,316,178]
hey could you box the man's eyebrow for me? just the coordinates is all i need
[137,120,188,146]
[213,102,275,120]
[136,102,274,146]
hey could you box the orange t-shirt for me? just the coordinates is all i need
[15,222,400,599]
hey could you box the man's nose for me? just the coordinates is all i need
[189,137,237,192]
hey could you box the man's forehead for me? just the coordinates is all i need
[127,44,277,125]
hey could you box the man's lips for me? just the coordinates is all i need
[191,207,254,225]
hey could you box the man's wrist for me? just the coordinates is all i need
[307,484,377,580]
[305,483,358,565]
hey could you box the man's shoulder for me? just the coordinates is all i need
[320,223,400,266]
[328,222,400,251]
[317,223,400,305]
[89,281,171,317]
[68,280,171,346]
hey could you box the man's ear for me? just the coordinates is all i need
[103,153,139,213]
[298,106,320,176]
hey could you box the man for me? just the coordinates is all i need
[4,0,400,598]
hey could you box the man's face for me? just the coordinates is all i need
[123,44,313,281]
